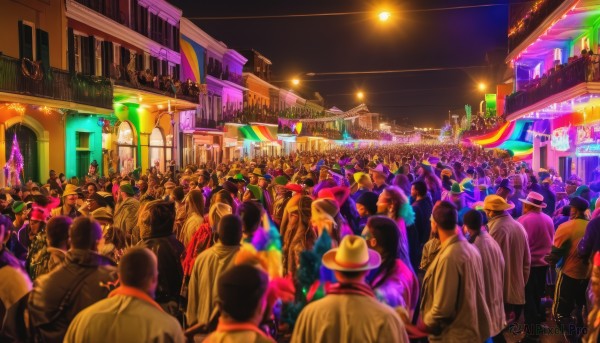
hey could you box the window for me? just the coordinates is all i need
[582,36,590,52]
[74,35,82,73]
[18,21,35,60]
[75,131,90,149]
[533,62,541,79]
[113,43,121,68]
[95,39,103,76]
[554,48,562,64]
[117,121,136,174]
[149,128,165,172]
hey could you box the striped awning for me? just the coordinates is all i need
[239,125,277,142]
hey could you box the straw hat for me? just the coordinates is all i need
[322,235,381,272]
[251,168,263,177]
[483,195,515,211]
[519,192,547,208]
[62,184,80,197]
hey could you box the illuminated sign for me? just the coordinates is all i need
[577,124,600,145]
[551,126,570,151]
[576,144,600,156]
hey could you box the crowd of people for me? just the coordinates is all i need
[2,144,600,342]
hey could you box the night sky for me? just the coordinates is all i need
[168,0,513,127]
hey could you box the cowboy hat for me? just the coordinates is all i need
[62,184,80,197]
[251,168,263,177]
[322,235,381,272]
[519,192,547,208]
[483,195,515,211]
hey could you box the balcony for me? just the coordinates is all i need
[222,72,244,87]
[74,0,127,25]
[505,56,598,115]
[0,55,113,110]
[508,0,565,52]
[195,118,218,129]
[112,65,199,104]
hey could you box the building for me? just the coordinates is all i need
[64,0,200,176]
[179,18,247,165]
[0,0,113,186]
[503,0,600,183]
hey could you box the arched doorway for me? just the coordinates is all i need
[5,124,39,184]
[116,121,137,175]
[149,127,165,173]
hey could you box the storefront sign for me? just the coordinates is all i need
[551,126,570,151]
[577,123,600,144]
[576,144,600,156]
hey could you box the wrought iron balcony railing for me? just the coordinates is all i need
[0,55,113,109]
[505,56,599,115]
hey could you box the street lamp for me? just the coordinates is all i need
[378,11,391,22]
[478,82,487,116]
[292,78,300,86]
[357,91,365,101]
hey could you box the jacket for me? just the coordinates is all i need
[421,234,491,342]
[64,293,184,343]
[113,197,140,246]
[186,243,240,326]
[472,231,506,337]
[138,235,184,305]
[488,212,531,305]
[28,249,117,343]
[291,284,408,343]
[517,210,554,267]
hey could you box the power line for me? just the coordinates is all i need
[188,3,524,20]
[305,65,485,76]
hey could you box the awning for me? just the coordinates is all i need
[239,125,278,142]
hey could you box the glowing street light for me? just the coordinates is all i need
[292,78,300,86]
[378,11,391,22]
[357,91,365,100]
[478,82,486,92]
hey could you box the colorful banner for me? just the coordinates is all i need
[239,125,278,142]
[180,34,205,83]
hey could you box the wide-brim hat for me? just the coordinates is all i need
[251,168,263,177]
[322,236,381,272]
[91,207,113,223]
[62,184,80,197]
[483,195,515,211]
[519,191,547,208]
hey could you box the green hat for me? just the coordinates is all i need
[450,183,463,194]
[234,173,247,184]
[12,201,25,214]
[570,185,591,198]
[119,183,135,196]
[246,184,263,201]
[274,176,288,186]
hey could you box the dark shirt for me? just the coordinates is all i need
[539,185,556,217]
[412,197,433,247]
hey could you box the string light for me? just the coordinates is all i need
[7,103,25,116]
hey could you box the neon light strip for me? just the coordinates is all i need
[469,122,514,146]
